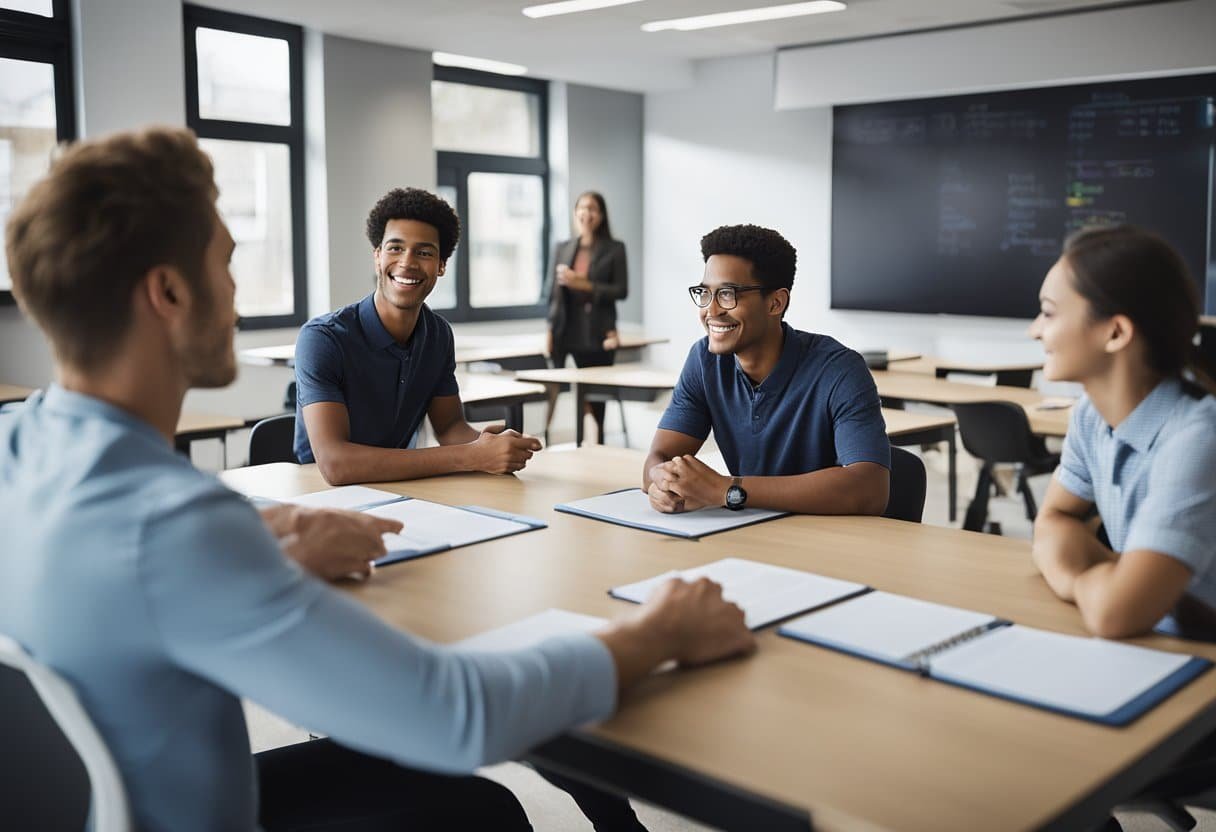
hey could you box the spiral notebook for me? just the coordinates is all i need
[778,591,1211,725]
[361,499,546,566]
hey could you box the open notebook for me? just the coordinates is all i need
[361,499,546,566]
[610,558,867,629]
[556,488,787,539]
[779,591,1211,725]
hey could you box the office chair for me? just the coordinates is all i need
[883,446,927,523]
[0,634,131,831]
[950,401,1060,533]
[248,414,297,465]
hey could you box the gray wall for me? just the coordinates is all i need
[317,35,434,312]
[562,84,644,325]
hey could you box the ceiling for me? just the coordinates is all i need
[196,0,1156,92]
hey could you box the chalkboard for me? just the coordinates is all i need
[831,73,1216,319]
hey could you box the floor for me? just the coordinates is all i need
[233,392,1216,831]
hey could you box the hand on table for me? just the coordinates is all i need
[278,507,403,581]
[469,424,543,474]
[637,576,755,666]
[650,455,728,513]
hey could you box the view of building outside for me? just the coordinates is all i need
[468,172,543,308]
[0,56,57,293]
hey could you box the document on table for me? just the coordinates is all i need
[273,485,405,511]
[456,609,607,652]
[610,558,868,629]
[555,488,787,539]
[779,591,1211,725]
[362,499,546,566]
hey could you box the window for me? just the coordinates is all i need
[184,5,305,329]
[434,67,549,322]
[0,0,74,304]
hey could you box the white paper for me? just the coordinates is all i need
[277,486,404,511]
[363,499,531,556]
[610,558,865,629]
[559,489,784,538]
[930,624,1193,718]
[456,609,607,652]
[780,591,998,664]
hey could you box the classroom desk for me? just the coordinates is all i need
[174,411,246,455]
[458,373,548,433]
[882,408,958,522]
[871,370,1071,437]
[219,446,1216,832]
[891,357,1045,388]
[515,365,679,446]
[0,383,34,406]
[238,333,669,369]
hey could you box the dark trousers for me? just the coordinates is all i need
[551,347,616,444]
[256,739,531,831]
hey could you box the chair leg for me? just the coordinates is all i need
[1018,467,1039,521]
[963,465,994,532]
[617,395,630,448]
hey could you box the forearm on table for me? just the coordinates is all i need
[256,503,299,537]
[434,419,480,446]
[1031,510,1115,601]
[741,464,889,515]
[313,441,473,485]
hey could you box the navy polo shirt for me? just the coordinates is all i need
[293,294,459,463]
[658,324,890,477]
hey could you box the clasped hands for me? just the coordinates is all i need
[647,455,729,514]
[555,264,594,293]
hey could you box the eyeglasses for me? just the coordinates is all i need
[687,285,768,310]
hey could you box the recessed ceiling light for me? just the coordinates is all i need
[642,0,845,32]
[433,52,528,76]
[523,0,645,19]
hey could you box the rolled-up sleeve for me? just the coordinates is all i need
[657,342,711,440]
[138,488,617,774]
[1055,402,1096,502]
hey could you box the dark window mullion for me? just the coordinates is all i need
[189,119,297,144]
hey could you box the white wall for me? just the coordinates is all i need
[643,2,1216,371]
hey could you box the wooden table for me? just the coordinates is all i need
[873,370,1071,437]
[0,383,34,406]
[891,357,1044,388]
[174,411,246,455]
[219,447,1216,832]
[882,408,957,522]
[238,334,670,369]
[516,365,677,447]
[458,373,548,433]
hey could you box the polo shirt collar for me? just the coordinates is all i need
[358,293,397,351]
[736,322,799,394]
[1113,376,1182,453]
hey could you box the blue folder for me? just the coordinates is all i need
[373,500,547,567]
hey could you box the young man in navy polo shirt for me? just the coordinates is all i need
[295,188,543,484]
[643,224,890,515]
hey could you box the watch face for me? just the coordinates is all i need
[726,485,746,507]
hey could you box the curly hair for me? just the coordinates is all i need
[700,224,797,292]
[365,187,461,261]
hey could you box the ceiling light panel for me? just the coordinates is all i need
[432,52,528,75]
[523,0,646,19]
[642,1,845,32]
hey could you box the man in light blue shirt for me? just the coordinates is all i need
[0,127,753,830]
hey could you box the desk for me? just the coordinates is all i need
[872,370,1070,436]
[516,365,678,446]
[220,447,1216,832]
[458,373,548,433]
[891,357,1044,388]
[238,333,670,369]
[175,411,245,455]
[882,408,957,522]
[0,383,34,406]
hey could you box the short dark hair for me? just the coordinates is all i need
[365,187,460,261]
[6,126,217,372]
[700,224,796,292]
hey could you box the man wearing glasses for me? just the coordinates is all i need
[642,224,890,516]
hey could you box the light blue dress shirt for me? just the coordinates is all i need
[0,386,616,831]
[1056,378,1216,620]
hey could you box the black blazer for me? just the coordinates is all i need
[546,237,628,347]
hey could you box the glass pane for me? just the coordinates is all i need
[0,57,57,293]
[196,27,290,126]
[429,184,457,310]
[200,138,294,319]
[432,81,540,157]
[0,1,53,15]
[468,172,543,308]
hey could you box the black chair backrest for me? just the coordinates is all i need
[249,414,297,465]
[0,663,92,829]
[951,401,1048,464]
[884,446,926,523]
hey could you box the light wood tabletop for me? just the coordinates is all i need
[0,383,34,405]
[515,364,679,389]
[220,447,1216,832]
[873,370,1072,438]
[238,334,670,369]
[880,406,955,438]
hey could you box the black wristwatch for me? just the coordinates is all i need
[724,477,747,511]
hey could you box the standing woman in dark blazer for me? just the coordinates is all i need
[546,190,628,442]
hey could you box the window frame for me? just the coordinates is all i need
[0,0,75,306]
[183,3,306,330]
[434,66,550,323]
